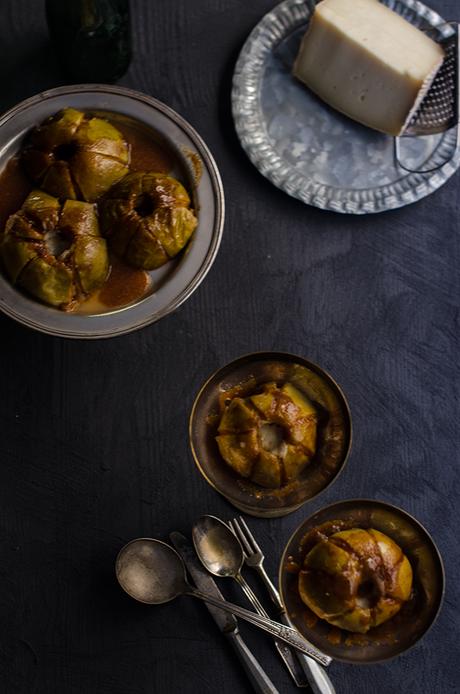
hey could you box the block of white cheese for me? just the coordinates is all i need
[293,0,444,136]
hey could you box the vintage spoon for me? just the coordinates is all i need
[192,515,266,612]
[115,538,331,667]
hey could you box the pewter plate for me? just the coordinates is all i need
[232,0,460,214]
[0,85,224,338]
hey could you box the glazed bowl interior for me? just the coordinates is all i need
[279,499,445,663]
[189,352,352,517]
[0,85,224,338]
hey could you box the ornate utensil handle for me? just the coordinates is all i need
[187,587,332,667]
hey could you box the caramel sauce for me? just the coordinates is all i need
[77,255,151,314]
[344,633,368,647]
[303,609,318,629]
[327,627,342,645]
[284,556,301,574]
[0,116,176,314]
[299,520,349,554]
[116,121,173,174]
[181,147,203,186]
[205,413,220,427]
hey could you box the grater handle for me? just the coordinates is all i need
[394,22,460,174]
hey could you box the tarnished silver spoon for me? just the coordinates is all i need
[115,538,331,667]
[192,515,266,611]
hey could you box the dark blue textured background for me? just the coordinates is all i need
[0,1,458,692]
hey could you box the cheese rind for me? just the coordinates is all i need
[293,0,444,136]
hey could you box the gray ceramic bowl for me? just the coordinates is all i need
[0,85,224,338]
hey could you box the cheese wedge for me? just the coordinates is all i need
[293,0,444,136]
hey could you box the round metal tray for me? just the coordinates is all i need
[232,0,460,214]
[0,85,224,338]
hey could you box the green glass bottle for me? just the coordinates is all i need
[45,0,131,83]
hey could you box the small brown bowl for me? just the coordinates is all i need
[189,352,352,517]
[279,499,445,663]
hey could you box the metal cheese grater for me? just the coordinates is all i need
[396,22,460,172]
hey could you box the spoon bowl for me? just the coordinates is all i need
[116,538,189,604]
[192,515,244,577]
[193,514,269,615]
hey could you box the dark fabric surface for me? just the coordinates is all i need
[0,1,458,692]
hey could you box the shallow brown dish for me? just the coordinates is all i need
[279,499,445,663]
[189,352,352,517]
[0,85,224,338]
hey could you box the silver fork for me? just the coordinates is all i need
[224,522,310,688]
[229,517,336,694]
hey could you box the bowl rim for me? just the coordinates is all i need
[0,83,225,339]
[278,497,446,664]
[188,350,353,513]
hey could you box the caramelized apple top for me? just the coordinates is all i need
[215,381,318,488]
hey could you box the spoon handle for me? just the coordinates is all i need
[187,587,331,667]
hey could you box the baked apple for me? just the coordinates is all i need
[21,108,129,202]
[100,171,198,270]
[1,190,109,308]
[298,527,413,633]
[216,382,318,488]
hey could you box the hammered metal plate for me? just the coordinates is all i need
[232,0,460,214]
[0,85,224,338]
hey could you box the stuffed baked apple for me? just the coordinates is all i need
[21,108,130,202]
[100,171,198,270]
[216,382,318,488]
[298,527,413,633]
[1,190,109,308]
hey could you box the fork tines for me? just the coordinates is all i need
[229,516,263,563]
